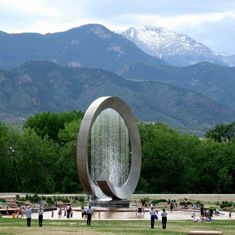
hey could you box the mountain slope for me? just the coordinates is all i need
[121,61,235,110]
[121,26,233,66]
[0,24,165,72]
[1,61,235,135]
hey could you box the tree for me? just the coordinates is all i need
[20,112,83,193]
[23,111,83,143]
[137,122,196,193]
[205,121,235,142]
[55,119,82,192]
[0,122,21,192]
[217,167,233,192]
[16,128,59,193]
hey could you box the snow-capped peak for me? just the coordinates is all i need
[120,26,231,66]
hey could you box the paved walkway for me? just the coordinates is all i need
[4,208,232,221]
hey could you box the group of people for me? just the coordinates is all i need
[24,206,43,227]
[136,202,145,218]
[80,205,94,225]
[57,205,73,219]
[192,205,232,222]
[150,207,168,229]
[22,204,94,227]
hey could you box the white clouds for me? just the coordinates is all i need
[176,14,235,54]
[106,10,235,30]
[0,0,61,17]
[0,0,89,33]
[81,0,235,17]
[0,0,234,32]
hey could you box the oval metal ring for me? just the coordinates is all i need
[77,96,141,200]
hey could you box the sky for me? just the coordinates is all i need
[0,0,235,54]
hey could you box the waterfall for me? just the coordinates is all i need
[90,108,130,187]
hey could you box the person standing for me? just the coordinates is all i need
[200,205,205,217]
[66,205,71,218]
[51,209,54,218]
[86,205,93,226]
[81,205,86,218]
[25,206,32,227]
[58,208,62,218]
[170,201,174,211]
[38,207,43,227]
[150,207,156,229]
[161,208,168,229]
[63,207,66,218]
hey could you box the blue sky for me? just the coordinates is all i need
[0,0,235,54]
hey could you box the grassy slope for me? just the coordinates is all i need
[0,218,234,235]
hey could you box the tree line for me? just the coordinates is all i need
[0,111,234,194]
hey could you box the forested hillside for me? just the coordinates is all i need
[1,61,235,135]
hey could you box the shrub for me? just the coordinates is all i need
[62,197,70,203]
[0,198,6,203]
[151,199,167,205]
[78,196,85,203]
[195,200,203,206]
[46,197,54,206]
[140,197,150,206]
[32,194,41,203]
[220,201,233,208]
[19,197,26,201]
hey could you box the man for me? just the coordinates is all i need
[149,207,157,229]
[38,207,43,227]
[86,205,93,226]
[25,206,32,227]
[161,208,168,229]
[200,205,205,217]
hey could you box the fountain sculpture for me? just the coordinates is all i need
[77,96,141,207]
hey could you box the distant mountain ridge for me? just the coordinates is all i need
[1,61,235,135]
[121,26,235,67]
[121,61,235,111]
[0,24,165,72]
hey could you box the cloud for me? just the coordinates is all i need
[175,15,235,54]
[0,0,89,33]
[108,11,235,29]
[0,0,61,17]
[83,0,235,17]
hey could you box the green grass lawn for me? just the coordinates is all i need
[0,218,235,235]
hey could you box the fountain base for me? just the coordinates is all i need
[90,199,130,208]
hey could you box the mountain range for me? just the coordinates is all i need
[121,26,235,67]
[1,61,235,135]
[0,23,235,135]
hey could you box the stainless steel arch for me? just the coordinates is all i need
[77,96,141,200]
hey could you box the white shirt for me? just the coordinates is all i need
[161,211,167,217]
[150,209,156,216]
[25,208,32,218]
[87,207,93,214]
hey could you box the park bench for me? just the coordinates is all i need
[188,231,223,235]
